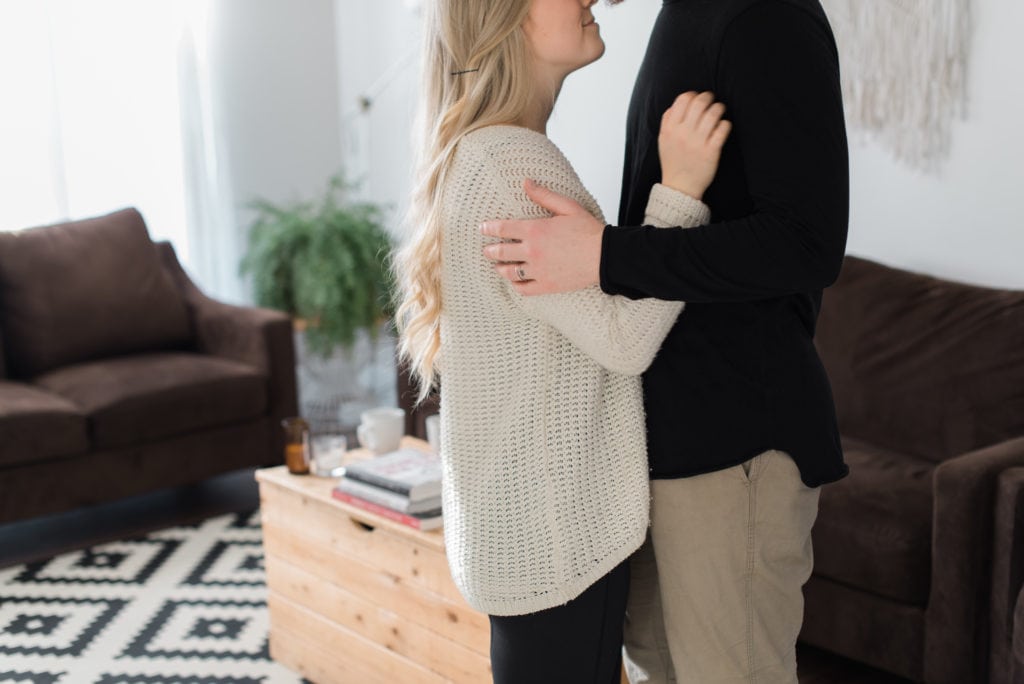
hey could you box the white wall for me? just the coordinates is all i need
[840,0,1024,289]
[208,0,343,302]
[339,0,1023,290]
[334,0,422,232]
[210,0,342,210]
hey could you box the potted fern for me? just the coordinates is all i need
[240,174,395,355]
[240,175,397,431]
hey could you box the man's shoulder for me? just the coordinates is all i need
[671,0,829,50]
[722,0,831,34]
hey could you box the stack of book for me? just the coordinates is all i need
[331,447,443,530]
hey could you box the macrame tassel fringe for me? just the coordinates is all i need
[820,0,972,171]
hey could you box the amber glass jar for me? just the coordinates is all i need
[281,417,311,474]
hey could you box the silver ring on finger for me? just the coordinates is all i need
[515,265,527,282]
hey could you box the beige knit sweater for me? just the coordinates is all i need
[438,125,709,616]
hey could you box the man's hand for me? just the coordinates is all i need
[480,179,605,296]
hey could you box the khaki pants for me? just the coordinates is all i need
[623,450,820,684]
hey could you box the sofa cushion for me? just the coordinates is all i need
[816,256,1024,464]
[0,380,88,467]
[812,437,934,605]
[0,208,193,378]
[35,353,267,449]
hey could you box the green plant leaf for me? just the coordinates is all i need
[240,173,395,354]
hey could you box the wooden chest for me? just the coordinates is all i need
[256,439,492,683]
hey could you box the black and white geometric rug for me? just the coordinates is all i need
[0,510,311,684]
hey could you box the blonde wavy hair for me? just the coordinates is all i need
[393,0,536,403]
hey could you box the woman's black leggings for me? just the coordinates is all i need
[488,560,630,684]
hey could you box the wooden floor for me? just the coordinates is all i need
[0,469,911,684]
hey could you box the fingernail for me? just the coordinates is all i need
[524,179,535,188]
[479,223,488,233]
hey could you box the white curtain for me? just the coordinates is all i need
[0,0,240,300]
[177,3,244,304]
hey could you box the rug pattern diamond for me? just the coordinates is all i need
[0,510,310,684]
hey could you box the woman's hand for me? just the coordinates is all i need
[658,91,732,201]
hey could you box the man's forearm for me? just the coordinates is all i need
[600,210,847,303]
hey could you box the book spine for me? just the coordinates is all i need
[337,478,414,513]
[331,490,439,530]
[342,470,412,497]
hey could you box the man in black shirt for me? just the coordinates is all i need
[481,0,848,680]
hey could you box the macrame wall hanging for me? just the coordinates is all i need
[820,0,973,171]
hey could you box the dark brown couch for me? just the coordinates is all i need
[397,361,440,440]
[804,256,1024,683]
[991,466,1024,684]
[0,208,297,524]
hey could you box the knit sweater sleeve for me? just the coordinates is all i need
[472,132,709,376]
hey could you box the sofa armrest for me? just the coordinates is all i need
[991,467,1024,684]
[155,242,298,431]
[925,436,1024,684]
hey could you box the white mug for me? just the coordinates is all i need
[425,413,441,453]
[357,407,405,454]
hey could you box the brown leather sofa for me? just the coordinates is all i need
[0,208,297,524]
[804,256,1024,683]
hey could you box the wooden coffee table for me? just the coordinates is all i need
[256,437,492,683]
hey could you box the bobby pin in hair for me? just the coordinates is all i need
[451,68,480,76]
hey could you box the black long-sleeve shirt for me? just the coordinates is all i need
[600,0,849,486]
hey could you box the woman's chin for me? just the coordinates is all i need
[555,41,608,80]
[585,42,607,67]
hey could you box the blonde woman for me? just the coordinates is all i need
[394,0,730,680]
